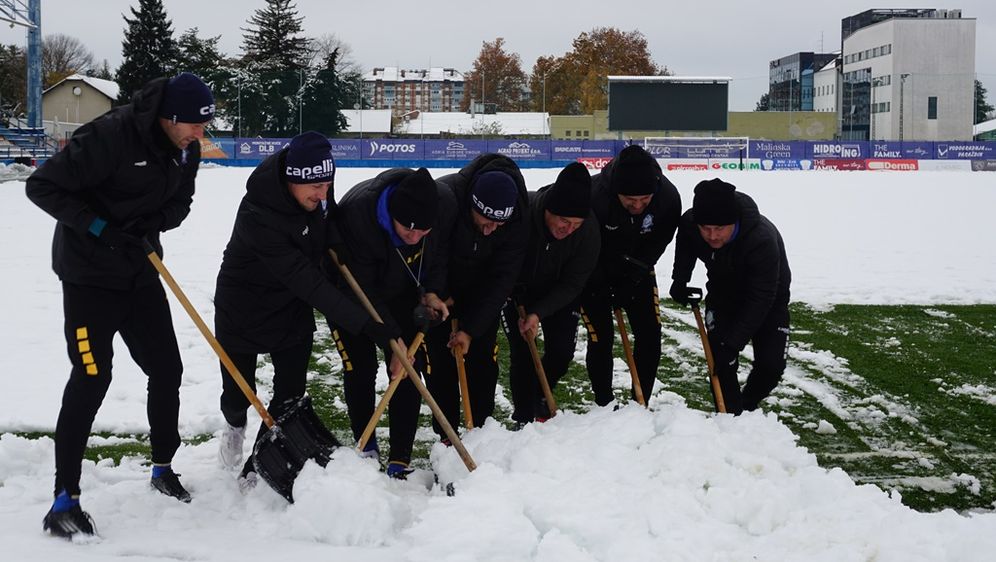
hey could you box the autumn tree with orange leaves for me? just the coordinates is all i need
[461,37,528,112]
[529,27,666,115]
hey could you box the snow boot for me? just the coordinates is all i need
[359,436,379,459]
[150,465,192,503]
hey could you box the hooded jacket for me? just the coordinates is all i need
[435,154,530,337]
[588,155,681,288]
[331,168,457,329]
[671,192,791,351]
[214,149,370,353]
[516,186,600,320]
[25,77,200,290]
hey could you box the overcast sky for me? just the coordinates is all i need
[2,0,994,111]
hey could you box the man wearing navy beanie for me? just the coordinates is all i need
[26,72,214,537]
[428,154,530,437]
[670,179,791,415]
[213,132,392,485]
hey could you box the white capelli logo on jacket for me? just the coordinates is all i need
[471,194,513,221]
[286,158,336,181]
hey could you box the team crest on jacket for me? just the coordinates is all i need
[640,214,654,234]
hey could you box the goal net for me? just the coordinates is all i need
[642,136,750,165]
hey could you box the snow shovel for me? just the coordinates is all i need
[355,332,425,453]
[451,318,474,429]
[613,308,646,407]
[145,241,339,503]
[330,250,478,473]
[516,305,558,418]
[687,287,727,414]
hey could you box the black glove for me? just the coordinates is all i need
[123,213,164,237]
[361,319,400,349]
[97,224,142,250]
[669,281,691,306]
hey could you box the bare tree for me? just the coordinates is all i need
[42,33,94,88]
[308,33,361,77]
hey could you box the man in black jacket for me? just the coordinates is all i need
[25,73,213,538]
[581,145,681,406]
[501,162,600,424]
[213,132,396,485]
[670,179,791,415]
[428,154,529,436]
[329,167,456,478]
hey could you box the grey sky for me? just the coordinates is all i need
[3,0,994,111]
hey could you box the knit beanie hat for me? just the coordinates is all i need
[611,145,660,196]
[158,72,214,123]
[389,168,439,230]
[545,162,591,218]
[693,179,739,225]
[284,131,336,183]
[471,171,518,222]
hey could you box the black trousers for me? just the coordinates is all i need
[55,281,183,496]
[707,303,790,415]
[425,317,499,437]
[330,294,426,465]
[501,301,580,423]
[218,341,312,448]
[580,275,662,405]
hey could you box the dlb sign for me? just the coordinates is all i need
[237,138,290,159]
[364,139,423,159]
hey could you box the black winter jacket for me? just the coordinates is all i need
[25,77,200,290]
[588,156,681,289]
[332,168,457,329]
[671,192,791,351]
[435,154,530,338]
[214,150,370,353]
[516,186,600,319]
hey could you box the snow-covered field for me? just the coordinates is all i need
[1,166,995,560]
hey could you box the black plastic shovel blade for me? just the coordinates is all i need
[252,395,341,503]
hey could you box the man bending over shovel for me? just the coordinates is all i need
[214,132,398,489]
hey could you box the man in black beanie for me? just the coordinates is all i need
[670,179,791,415]
[26,72,214,537]
[581,144,681,407]
[213,132,396,486]
[501,162,600,425]
[428,154,530,437]
[328,167,456,478]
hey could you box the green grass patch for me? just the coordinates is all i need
[11,304,995,513]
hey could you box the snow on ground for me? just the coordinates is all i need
[2,167,995,559]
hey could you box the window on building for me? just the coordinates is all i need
[583,130,590,137]
[565,130,572,137]
[928,96,937,119]
[576,130,582,137]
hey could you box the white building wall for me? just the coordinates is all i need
[843,16,975,141]
[813,64,837,114]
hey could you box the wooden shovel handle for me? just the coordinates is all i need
[356,333,424,452]
[691,303,726,414]
[516,305,558,417]
[146,248,276,427]
[331,250,477,472]
[452,319,474,429]
[614,308,646,407]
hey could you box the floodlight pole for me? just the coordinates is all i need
[899,73,910,141]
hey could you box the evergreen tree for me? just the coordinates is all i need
[177,28,236,131]
[116,0,179,103]
[301,50,347,136]
[755,92,770,112]
[975,79,994,124]
[239,0,310,136]
[0,45,27,117]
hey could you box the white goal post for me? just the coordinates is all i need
[642,136,750,168]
